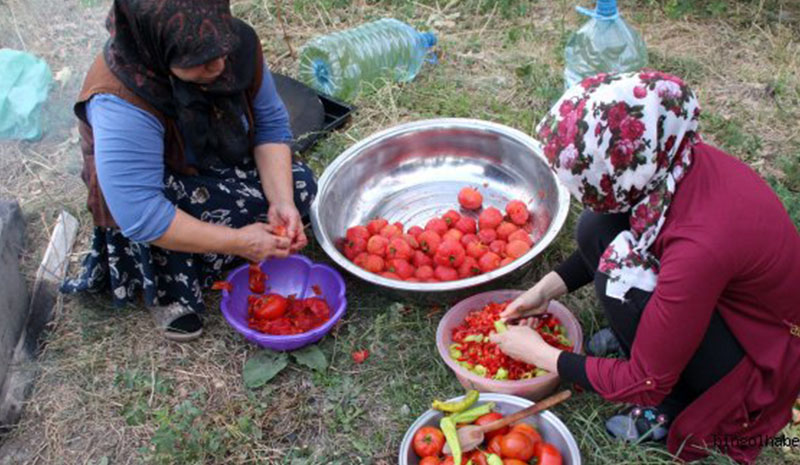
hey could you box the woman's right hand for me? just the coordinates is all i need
[500,286,550,322]
[232,223,291,262]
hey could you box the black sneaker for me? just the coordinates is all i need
[606,405,670,442]
[587,327,622,357]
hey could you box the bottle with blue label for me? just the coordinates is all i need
[298,18,437,101]
[564,0,648,89]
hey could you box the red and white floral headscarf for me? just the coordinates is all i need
[537,71,701,300]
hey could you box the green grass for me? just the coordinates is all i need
[1,0,799,464]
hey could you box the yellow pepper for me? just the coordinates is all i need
[432,389,479,413]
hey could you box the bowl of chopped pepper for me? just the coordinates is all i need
[219,254,347,351]
[436,289,583,400]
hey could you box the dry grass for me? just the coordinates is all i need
[0,0,798,464]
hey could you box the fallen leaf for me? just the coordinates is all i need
[242,350,288,388]
[291,345,327,372]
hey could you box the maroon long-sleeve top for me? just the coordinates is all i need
[579,143,800,463]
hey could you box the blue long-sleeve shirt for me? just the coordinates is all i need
[87,64,292,242]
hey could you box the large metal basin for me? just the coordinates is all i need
[310,118,570,301]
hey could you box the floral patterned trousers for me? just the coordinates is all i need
[62,159,317,314]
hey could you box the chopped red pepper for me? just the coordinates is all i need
[352,349,370,364]
[274,225,287,237]
[211,281,233,292]
[312,284,323,296]
[248,263,266,294]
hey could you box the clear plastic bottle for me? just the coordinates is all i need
[298,18,437,100]
[564,0,648,89]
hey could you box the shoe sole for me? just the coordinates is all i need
[164,328,203,342]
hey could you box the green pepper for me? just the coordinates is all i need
[458,361,474,370]
[432,390,479,413]
[520,371,534,380]
[493,367,509,380]
[450,402,495,424]
[487,453,503,465]
[463,334,484,343]
[440,416,461,465]
[534,367,549,377]
[449,343,463,359]
[493,320,508,334]
[472,364,488,377]
[557,334,572,347]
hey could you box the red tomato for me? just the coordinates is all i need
[387,237,413,260]
[500,257,515,267]
[403,233,420,250]
[458,187,483,210]
[506,240,531,259]
[426,218,449,236]
[367,235,389,256]
[273,225,287,237]
[380,224,403,239]
[468,450,489,465]
[252,294,288,320]
[496,221,520,241]
[435,240,466,267]
[502,460,529,465]
[441,457,468,465]
[478,252,502,273]
[487,435,504,455]
[478,207,504,230]
[461,233,479,246]
[367,218,388,235]
[507,229,533,246]
[418,231,442,256]
[343,237,367,260]
[381,271,401,279]
[434,265,459,281]
[477,228,497,244]
[412,426,446,457]
[346,225,370,242]
[500,432,535,461]
[353,252,370,269]
[393,221,405,233]
[413,250,434,268]
[454,216,478,234]
[387,258,415,280]
[466,241,488,259]
[364,254,385,273]
[489,240,507,256]
[408,225,425,238]
[475,413,508,441]
[536,443,563,465]
[443,209,462,226]
[442,228,464,243]
[510,423,543,445]
[419,457,442,465]
[352,349,370,364]
[210,281,233,292]
[457,256,482,278]
[415,265,435,280]
[506,200,530,226]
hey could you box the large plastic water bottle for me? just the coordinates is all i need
[298,18,437,101]
[564,0,647,89]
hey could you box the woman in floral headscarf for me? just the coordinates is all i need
[490,71,800,463]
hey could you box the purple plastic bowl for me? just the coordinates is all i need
[219,254,347,351]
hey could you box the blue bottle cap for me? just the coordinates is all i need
[596,0,618,17]
[420,31,438,48]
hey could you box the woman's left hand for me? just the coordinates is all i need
[268,201,308,252]
[489,324,562,372]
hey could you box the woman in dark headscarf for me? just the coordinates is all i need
[490,71,800,463]
[64,0,317,341]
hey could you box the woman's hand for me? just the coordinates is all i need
[232,222,291,262]
[501,271,568,321]
[489,325,562,372]
[501,287,550,321]
[268,201,308,252]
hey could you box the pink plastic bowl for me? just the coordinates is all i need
[436,289,583,400]
[219,254,347,351]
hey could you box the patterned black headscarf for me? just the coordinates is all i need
[104,0,258,167]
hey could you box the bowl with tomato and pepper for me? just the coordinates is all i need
[399,392,580,465]
[436,290,583,400]
[218,254,347,351]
